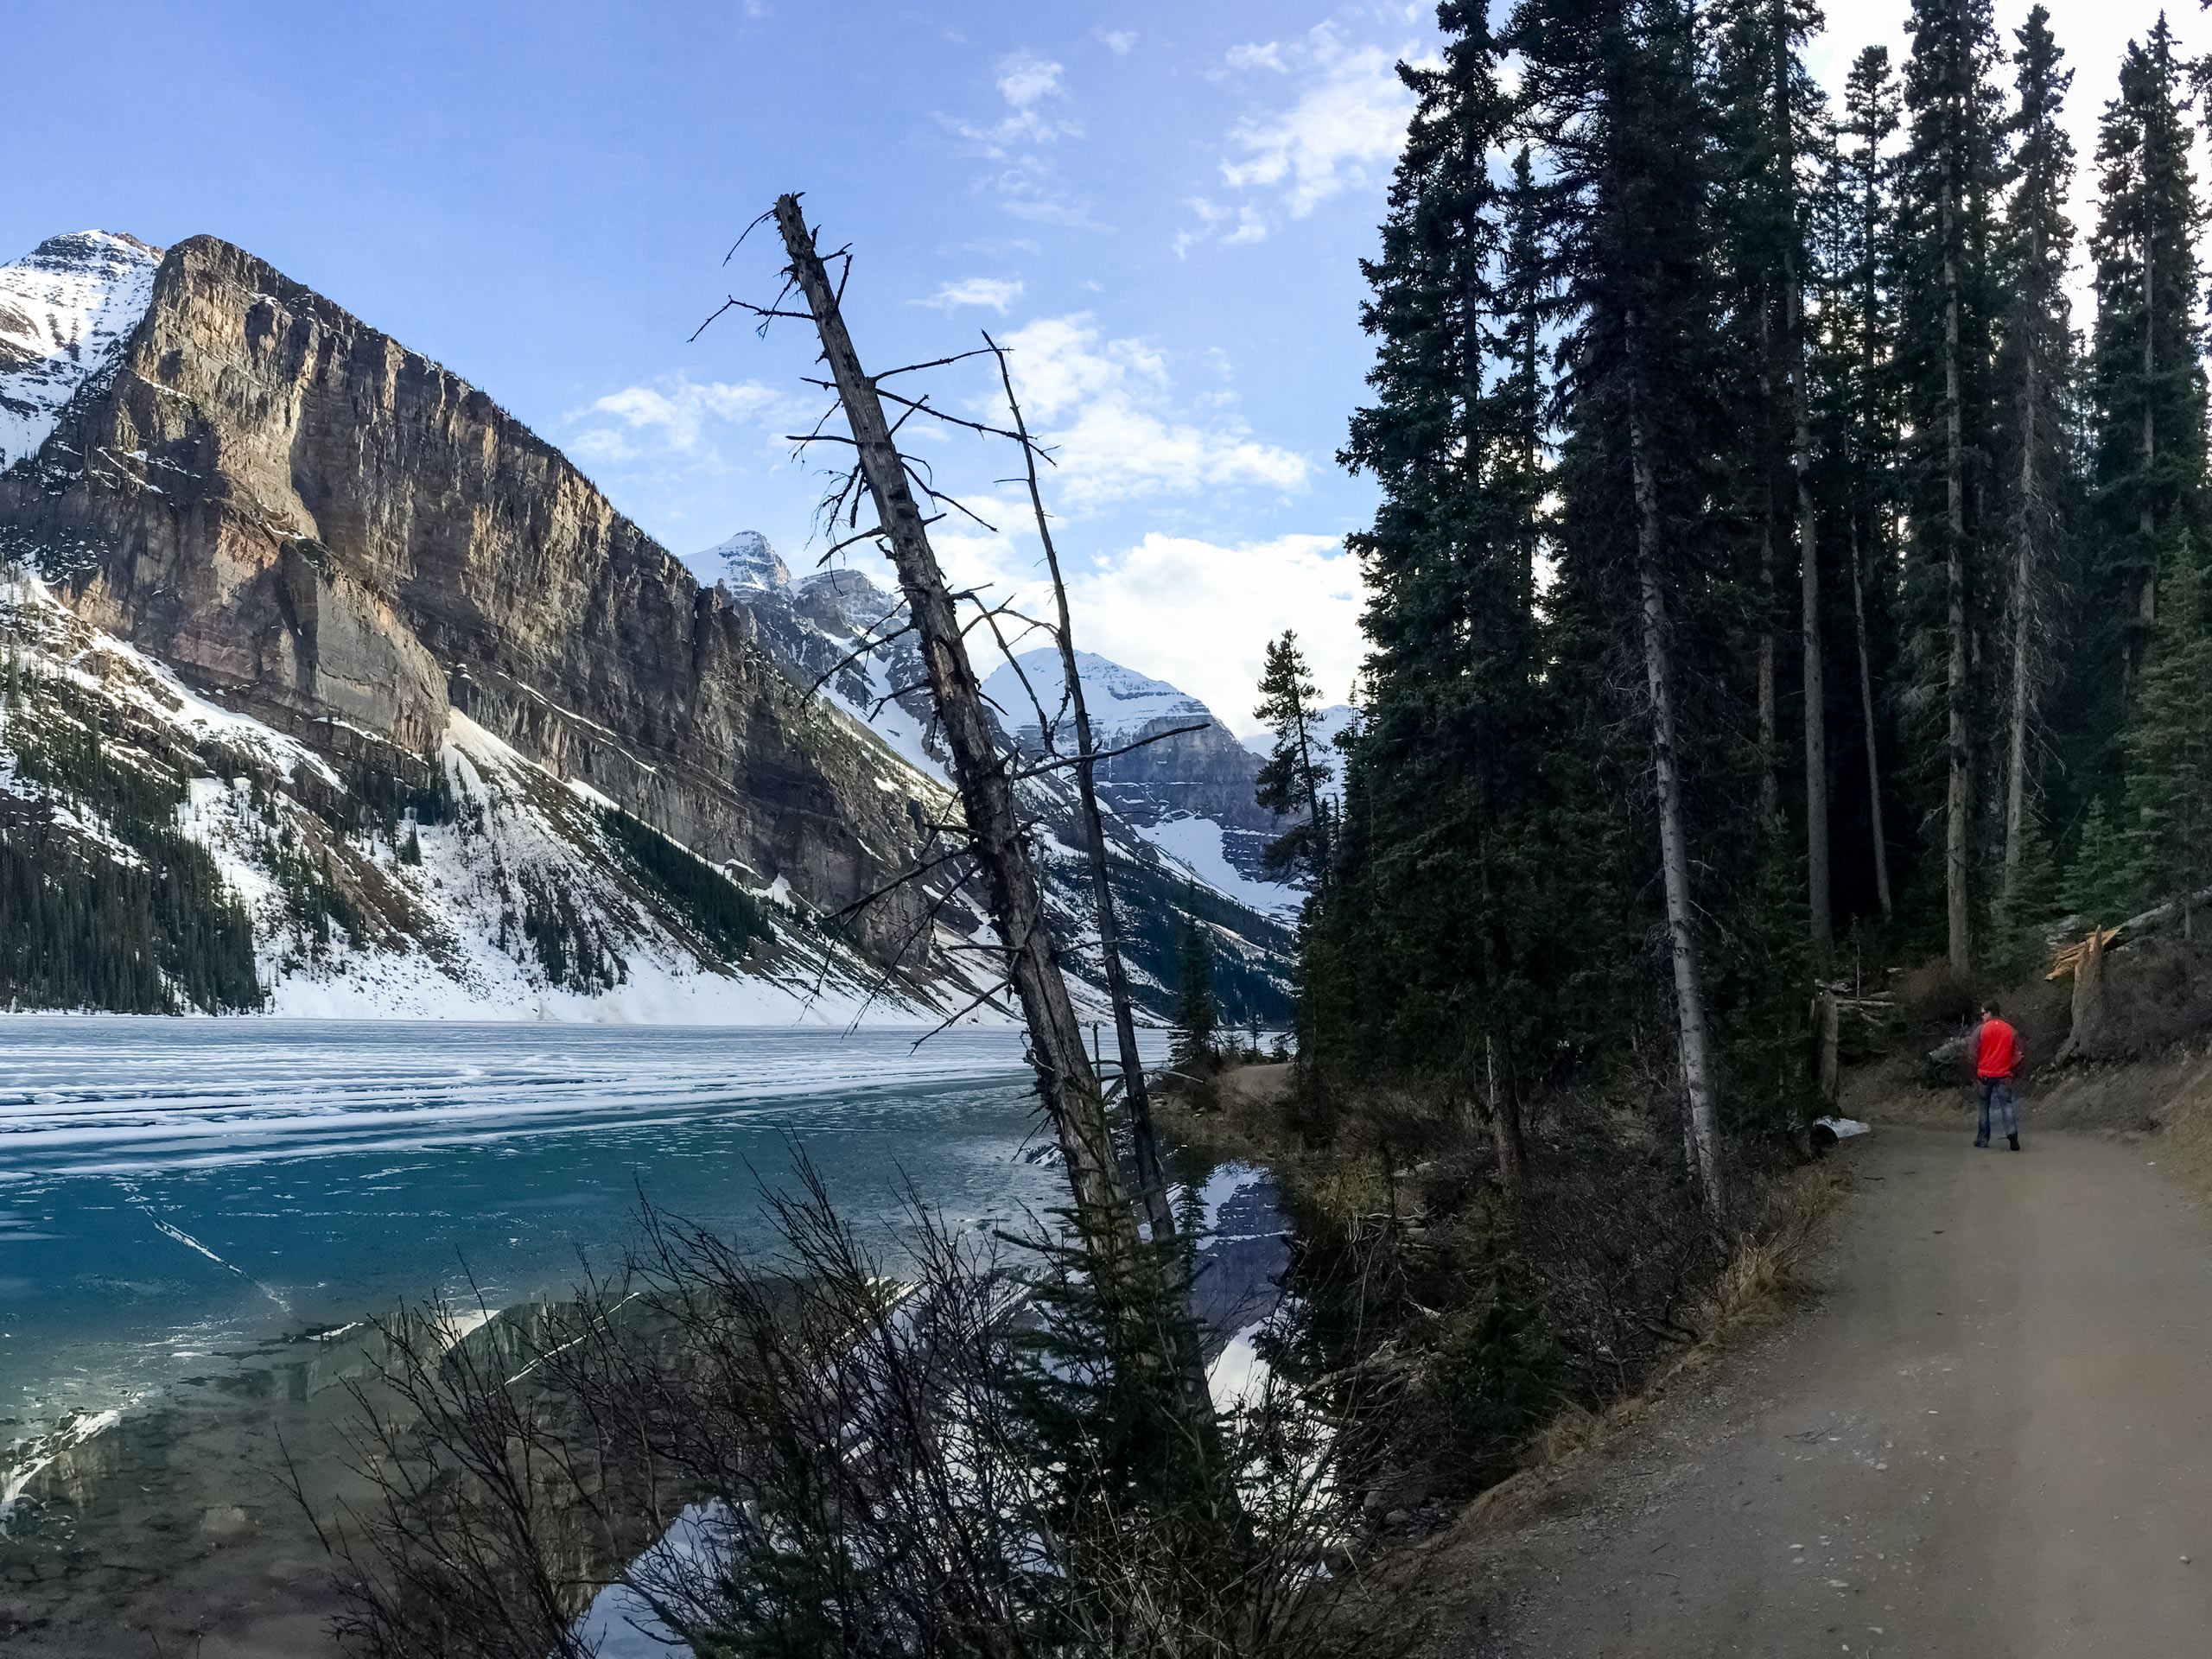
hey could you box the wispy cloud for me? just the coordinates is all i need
[941,49,1102,229]
[988,315,1307,511]
[1095,28,1137,54]
[564,375,782,463]
[914,276,1025,314]
[1222,31,1413,215]
[949,49,1080,154]
[1225,41,1287,73]
[1181,25,1417,252]
[931,529,1362,733]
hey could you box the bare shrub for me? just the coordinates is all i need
[307,1162,1388,1659]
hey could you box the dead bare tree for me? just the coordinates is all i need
[766,194,1215,1434]
[982,330,1179,1250]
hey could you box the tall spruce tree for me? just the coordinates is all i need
[2116,534,2212,925]
[1818,46,1904,922]
[1896,0,2005,973]
[1317,1,1563,1181]
[1713,0,1834,950]
[1515,0,1732,1216]
[2088,16,2206,716]
[1992,6,2079,906]
[1252,631,1336,887]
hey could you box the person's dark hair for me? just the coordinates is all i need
[1981,997,2002,1017]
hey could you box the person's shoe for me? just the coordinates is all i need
[2009,1134,2020,1151]
[1974,1137,1990,1148]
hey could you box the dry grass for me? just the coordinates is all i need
[1443,1154,1851,1535]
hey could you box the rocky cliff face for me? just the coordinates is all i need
[0,232,957,975]
[0,232,1294,1020]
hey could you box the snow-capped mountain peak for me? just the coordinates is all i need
[982,647,1217,747]
[0,231,163,472]
[689,529,791,592]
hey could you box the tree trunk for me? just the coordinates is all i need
[1629,345,1726,1223]
[988,337,1179,1252]
[2003,347,2035,899]
[1814,989,1840,1109]
[1942,155,1972,977]
[2133,239,2158,691]
[1849,520,1894,919]
[1485,1033,1527,1195]
[772,198,1203,1422]
[1786,249,1829,952]
[1774,9,1827,951]
[1757,309,1780,824]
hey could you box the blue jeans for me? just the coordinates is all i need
[1976,1077,2017,1144]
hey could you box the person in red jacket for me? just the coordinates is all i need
[1972,998,2023,1151]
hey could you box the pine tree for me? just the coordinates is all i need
[1895,0,2006,973]
[1992,5,2080,907]
[1168,917,1217,1073]
[1252,630,1336,888]
[1314,2,1564,1186]
[2088,16,2206,710]
[1516,0,1732,1214]
[2118,534,2212,917]
[2067,796,2135,924]
[1816,46,1904,923]
[1712,0,1832,947]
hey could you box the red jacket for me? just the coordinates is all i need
[1975,1018,2021,1081]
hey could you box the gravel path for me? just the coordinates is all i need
[1430,1125,2212,1657]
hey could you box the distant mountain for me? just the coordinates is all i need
[0,229,1291,1022]
[0,231,162,472]
[687,529,790,592]
[709,551,1297,1020]
[980,649,1314,921]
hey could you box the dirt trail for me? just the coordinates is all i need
[1428,1126,2212,1657]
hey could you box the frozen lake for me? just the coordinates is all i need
[0,1019,1147,1497]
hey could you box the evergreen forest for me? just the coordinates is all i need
[1287,0,2212,1217]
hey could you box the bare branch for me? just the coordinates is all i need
[872,346,1001,380]
[1007,721,1211,782]
[721,207,777,264]
[805,623,918,697]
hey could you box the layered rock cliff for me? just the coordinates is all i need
[0,232,962,974]
[0,232,1294,1020]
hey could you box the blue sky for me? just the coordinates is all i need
[4,1,2200,730]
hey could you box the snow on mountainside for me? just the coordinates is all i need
[699,537,1298,1020]
[0,232,162,473]
[0,569,932,1023]
[687,529,791,592]
[982,645,1307,919]
[982,649,1217,747]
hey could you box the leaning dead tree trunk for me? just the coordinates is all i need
[985,331,1178,1249]
[771,197,1211,1432]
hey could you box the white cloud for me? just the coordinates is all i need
[997,50,1063,108]
[952,51,1079,154]
[1071,533,1364,729]
[990,315,1307,510]
[943,49,1100,226]
[1220,35,1414,217]
[915,276,1026,313]
[565,375,781,461]
[932,531,1363,733]
[1095,28,1137,54]
[1226,41,1287,73]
